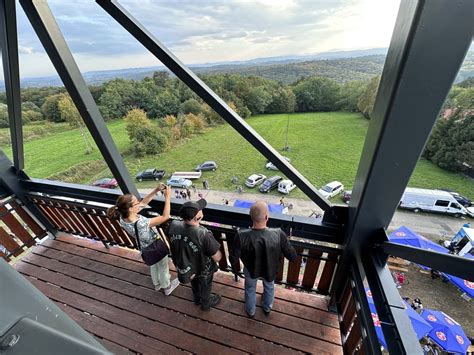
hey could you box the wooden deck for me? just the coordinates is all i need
[13,234,342,354]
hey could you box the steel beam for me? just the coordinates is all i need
[0,0,24,170]
[19,0,138,196]
[381,242,474,281]
[96,0,334,213]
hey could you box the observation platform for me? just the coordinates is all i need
[14,234,342,354]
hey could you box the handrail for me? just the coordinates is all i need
[26,188,342,294]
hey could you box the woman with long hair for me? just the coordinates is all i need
[107,183,179,295]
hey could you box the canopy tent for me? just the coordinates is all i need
[421,309,470,354]
[233,200,287,214]
[388,226,448,254]
[365,288,432,349]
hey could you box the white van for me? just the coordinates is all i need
[399,187,468,217]
[278,180,296,194]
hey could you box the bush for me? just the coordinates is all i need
[131,126,169,157]
[180,99,203,115]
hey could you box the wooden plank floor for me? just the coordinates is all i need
[13,234,342,354]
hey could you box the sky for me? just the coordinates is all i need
[2,0,401,78]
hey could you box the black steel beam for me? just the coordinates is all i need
[360,252,422,354]
[344,0,472,257]
[381,242,474,281]
[0,0,24,170]
[19,0,138,196]
[96,0,334,213]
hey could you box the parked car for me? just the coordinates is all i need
[136,168,166,182]
[259,175,283,193]
[278,180,296,194]
[195,161,218,171]
[318,181,344,199]
[166,177,192,188]
[441,189,472,207]
[265,156,291,171]
[91,178,118,189]
[342,190,352,204]
[245,174,266,188]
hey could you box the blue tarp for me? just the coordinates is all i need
[233,199,286,214]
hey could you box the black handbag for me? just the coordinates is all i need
[134,221,169,266]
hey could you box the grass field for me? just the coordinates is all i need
[2,112,473,199]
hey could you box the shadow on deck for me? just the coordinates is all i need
[13,234,342,354]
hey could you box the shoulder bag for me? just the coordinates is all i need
[134,221,169,266]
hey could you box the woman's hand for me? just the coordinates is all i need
[163,185,171,199]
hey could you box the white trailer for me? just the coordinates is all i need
[172,171,202,180]
[399,187,468,217]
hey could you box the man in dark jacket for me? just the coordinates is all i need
[230,201,297,317]
[167,199,222,310]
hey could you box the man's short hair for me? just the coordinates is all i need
[250,201,268,222]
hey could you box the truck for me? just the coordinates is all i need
[171,171,202,180]
[443,226,474,256]
[399,187,469,218]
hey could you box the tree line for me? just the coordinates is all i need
[0,72,472,171]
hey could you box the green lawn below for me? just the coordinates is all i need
[2,112,472,199]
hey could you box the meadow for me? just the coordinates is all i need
[1,112,472,199]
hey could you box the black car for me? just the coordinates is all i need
[195,161,218,171]
[441,189,472,207]
[136,168,166,182]
[259,175,282,193]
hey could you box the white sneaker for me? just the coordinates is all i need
[164,278,180,296]
[154,285,162,291]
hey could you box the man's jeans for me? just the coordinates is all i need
[191,271,214,307]
[244,268,274,315]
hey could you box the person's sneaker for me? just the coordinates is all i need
[201,294,221,310]
[246,311,255,318]
[263,308,271,316]
[164,278,179,296]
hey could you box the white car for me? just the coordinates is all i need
[265,156,291,171]
[318,181,344,199]
[278,180,296,194]
[166,176,192,188]
[245,174,266,188]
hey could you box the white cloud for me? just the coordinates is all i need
[1,0,402,79]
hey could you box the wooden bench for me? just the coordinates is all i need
[388,257,410,266]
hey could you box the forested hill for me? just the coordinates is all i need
[1,50,473,90]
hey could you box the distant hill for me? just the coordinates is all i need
[1,48,473,90]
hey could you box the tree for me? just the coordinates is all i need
[336,80,367,112]
[58,95,93,154]
[0,103,9,128]
[266,87,296,113]
[243,86,272,114]
[124,108,151,139]
[149,90,180,119]
[153,71,170,87]
[357,75,380,119]
[41,93,67,122]
[180,98,203,115]
[293,77,340,112]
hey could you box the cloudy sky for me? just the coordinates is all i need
[3,0,401,78]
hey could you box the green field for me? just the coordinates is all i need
[1,112,473,199]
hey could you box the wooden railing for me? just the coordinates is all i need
[29,193,342,295]
[337,278,366,354]
[0,195,47,261]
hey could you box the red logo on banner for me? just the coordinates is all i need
[371,313,381,327]
[436,332,447,341]
[367,290,372,298]
[427,315,437,322]
[395,232,406,237]
[456,335,464,345]
[464,280,474,289]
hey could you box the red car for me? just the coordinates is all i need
[91,178,118,189]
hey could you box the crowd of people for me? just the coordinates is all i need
[107,184,297,315]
